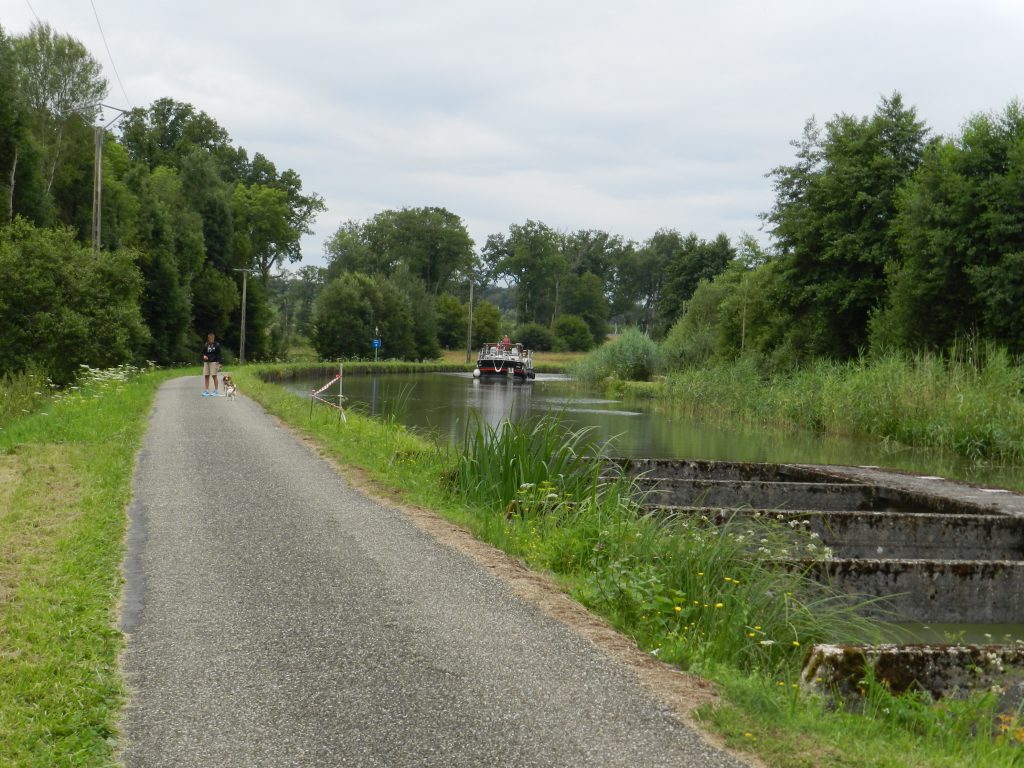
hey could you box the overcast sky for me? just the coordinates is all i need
[3,0,1023,267]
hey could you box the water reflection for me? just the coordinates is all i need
[284,371,1024,492]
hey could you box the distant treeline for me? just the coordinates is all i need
[3,20,1022,385]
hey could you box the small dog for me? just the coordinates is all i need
[222,375,237,400]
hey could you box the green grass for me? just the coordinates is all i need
[0,365,173,767]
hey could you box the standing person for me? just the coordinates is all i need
[201,332,223,397]
[502,333,511,348]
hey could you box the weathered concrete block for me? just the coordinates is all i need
[801,643,1024,707]
[809,559,1024,623]
[634,478,886,512]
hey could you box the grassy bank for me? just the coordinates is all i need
[607,347,1024,465]
[237,364,1024,768]
[0,365,172,767]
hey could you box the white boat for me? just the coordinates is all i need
[473,342,536,381]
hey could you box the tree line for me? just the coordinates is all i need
[4,21,1020,383]
[0,22,323,383]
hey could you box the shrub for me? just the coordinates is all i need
[552,314,593,352]
[570,328,662,382]
[516,322,555,352]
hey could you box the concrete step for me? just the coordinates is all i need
[613,457,849,483]
[804,558,1024,623]
[642,506,1024,560]
[633,477,897,512]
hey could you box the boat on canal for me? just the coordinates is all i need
[473,341,536,381]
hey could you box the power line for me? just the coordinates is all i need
[88,0,133,109]
[24,0,41,23]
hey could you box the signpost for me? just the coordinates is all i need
[372,336,381,362]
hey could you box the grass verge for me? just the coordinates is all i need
[0,365,174,767]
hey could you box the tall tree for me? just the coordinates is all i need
[874,102,1024,351]
[764,93,928,357]
[482,220,566,325]
[12,22,107,194]
[360,207,474,294]
[654,231,735,338]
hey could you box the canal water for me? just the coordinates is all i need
[287,370,1024,492]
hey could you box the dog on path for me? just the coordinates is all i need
[222,374,237,400]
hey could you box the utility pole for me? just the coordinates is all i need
[234,268,256,363]
[92,105,127,254]
[465,277,474,364]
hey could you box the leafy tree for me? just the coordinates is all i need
[12,22,107,194]
[627,229,677,332]
[390,268,442,360]
[180,150,234,271]
[483,220,566,325]
[560,271,609,344]
[120,98,243,178]
[231,183,295,282]
[654,231,735,338]
[552,314,593,352]
[269,265,325,344]
[516,322,555,352]
[873,103,1024,352]
[125,165,203,361]
[471,300,502,348]
[312,272,416,359]
[360,207,474,294]
[324,219,376,279]
[764,93,928,357]
[0,219,148,383]
[436,293,467,349]
[192,264,239,342]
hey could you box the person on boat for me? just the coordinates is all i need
[502,333,511,348]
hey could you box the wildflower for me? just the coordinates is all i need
[697,571,704,577]
[748,632,756,638]
[792,640,800,647]
[714,603,724,609]
[674,606,682,613]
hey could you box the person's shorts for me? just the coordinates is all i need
[203,361,221,376]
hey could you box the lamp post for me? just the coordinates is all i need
[234,268,256,364]
[92,104,128,254]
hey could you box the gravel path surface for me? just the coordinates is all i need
[119,376,750,767]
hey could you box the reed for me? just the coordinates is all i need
[660,345,1024,463]
[450,414,878,676]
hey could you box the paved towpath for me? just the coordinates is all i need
[120,376,751,767]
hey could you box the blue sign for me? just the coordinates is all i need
[372,338,381,349]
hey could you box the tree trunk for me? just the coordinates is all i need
[7,144,16,224]
[46,121,65,195]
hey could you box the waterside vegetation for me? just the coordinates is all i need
[572,338,1024,467]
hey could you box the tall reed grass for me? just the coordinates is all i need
[451,414,879,676]
[662,345,1024,463]
[0,367,50,427]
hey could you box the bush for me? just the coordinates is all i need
[516,322,555,352]
[0,219,150,384]
[552,314,593,352]
[570,328,661,382]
